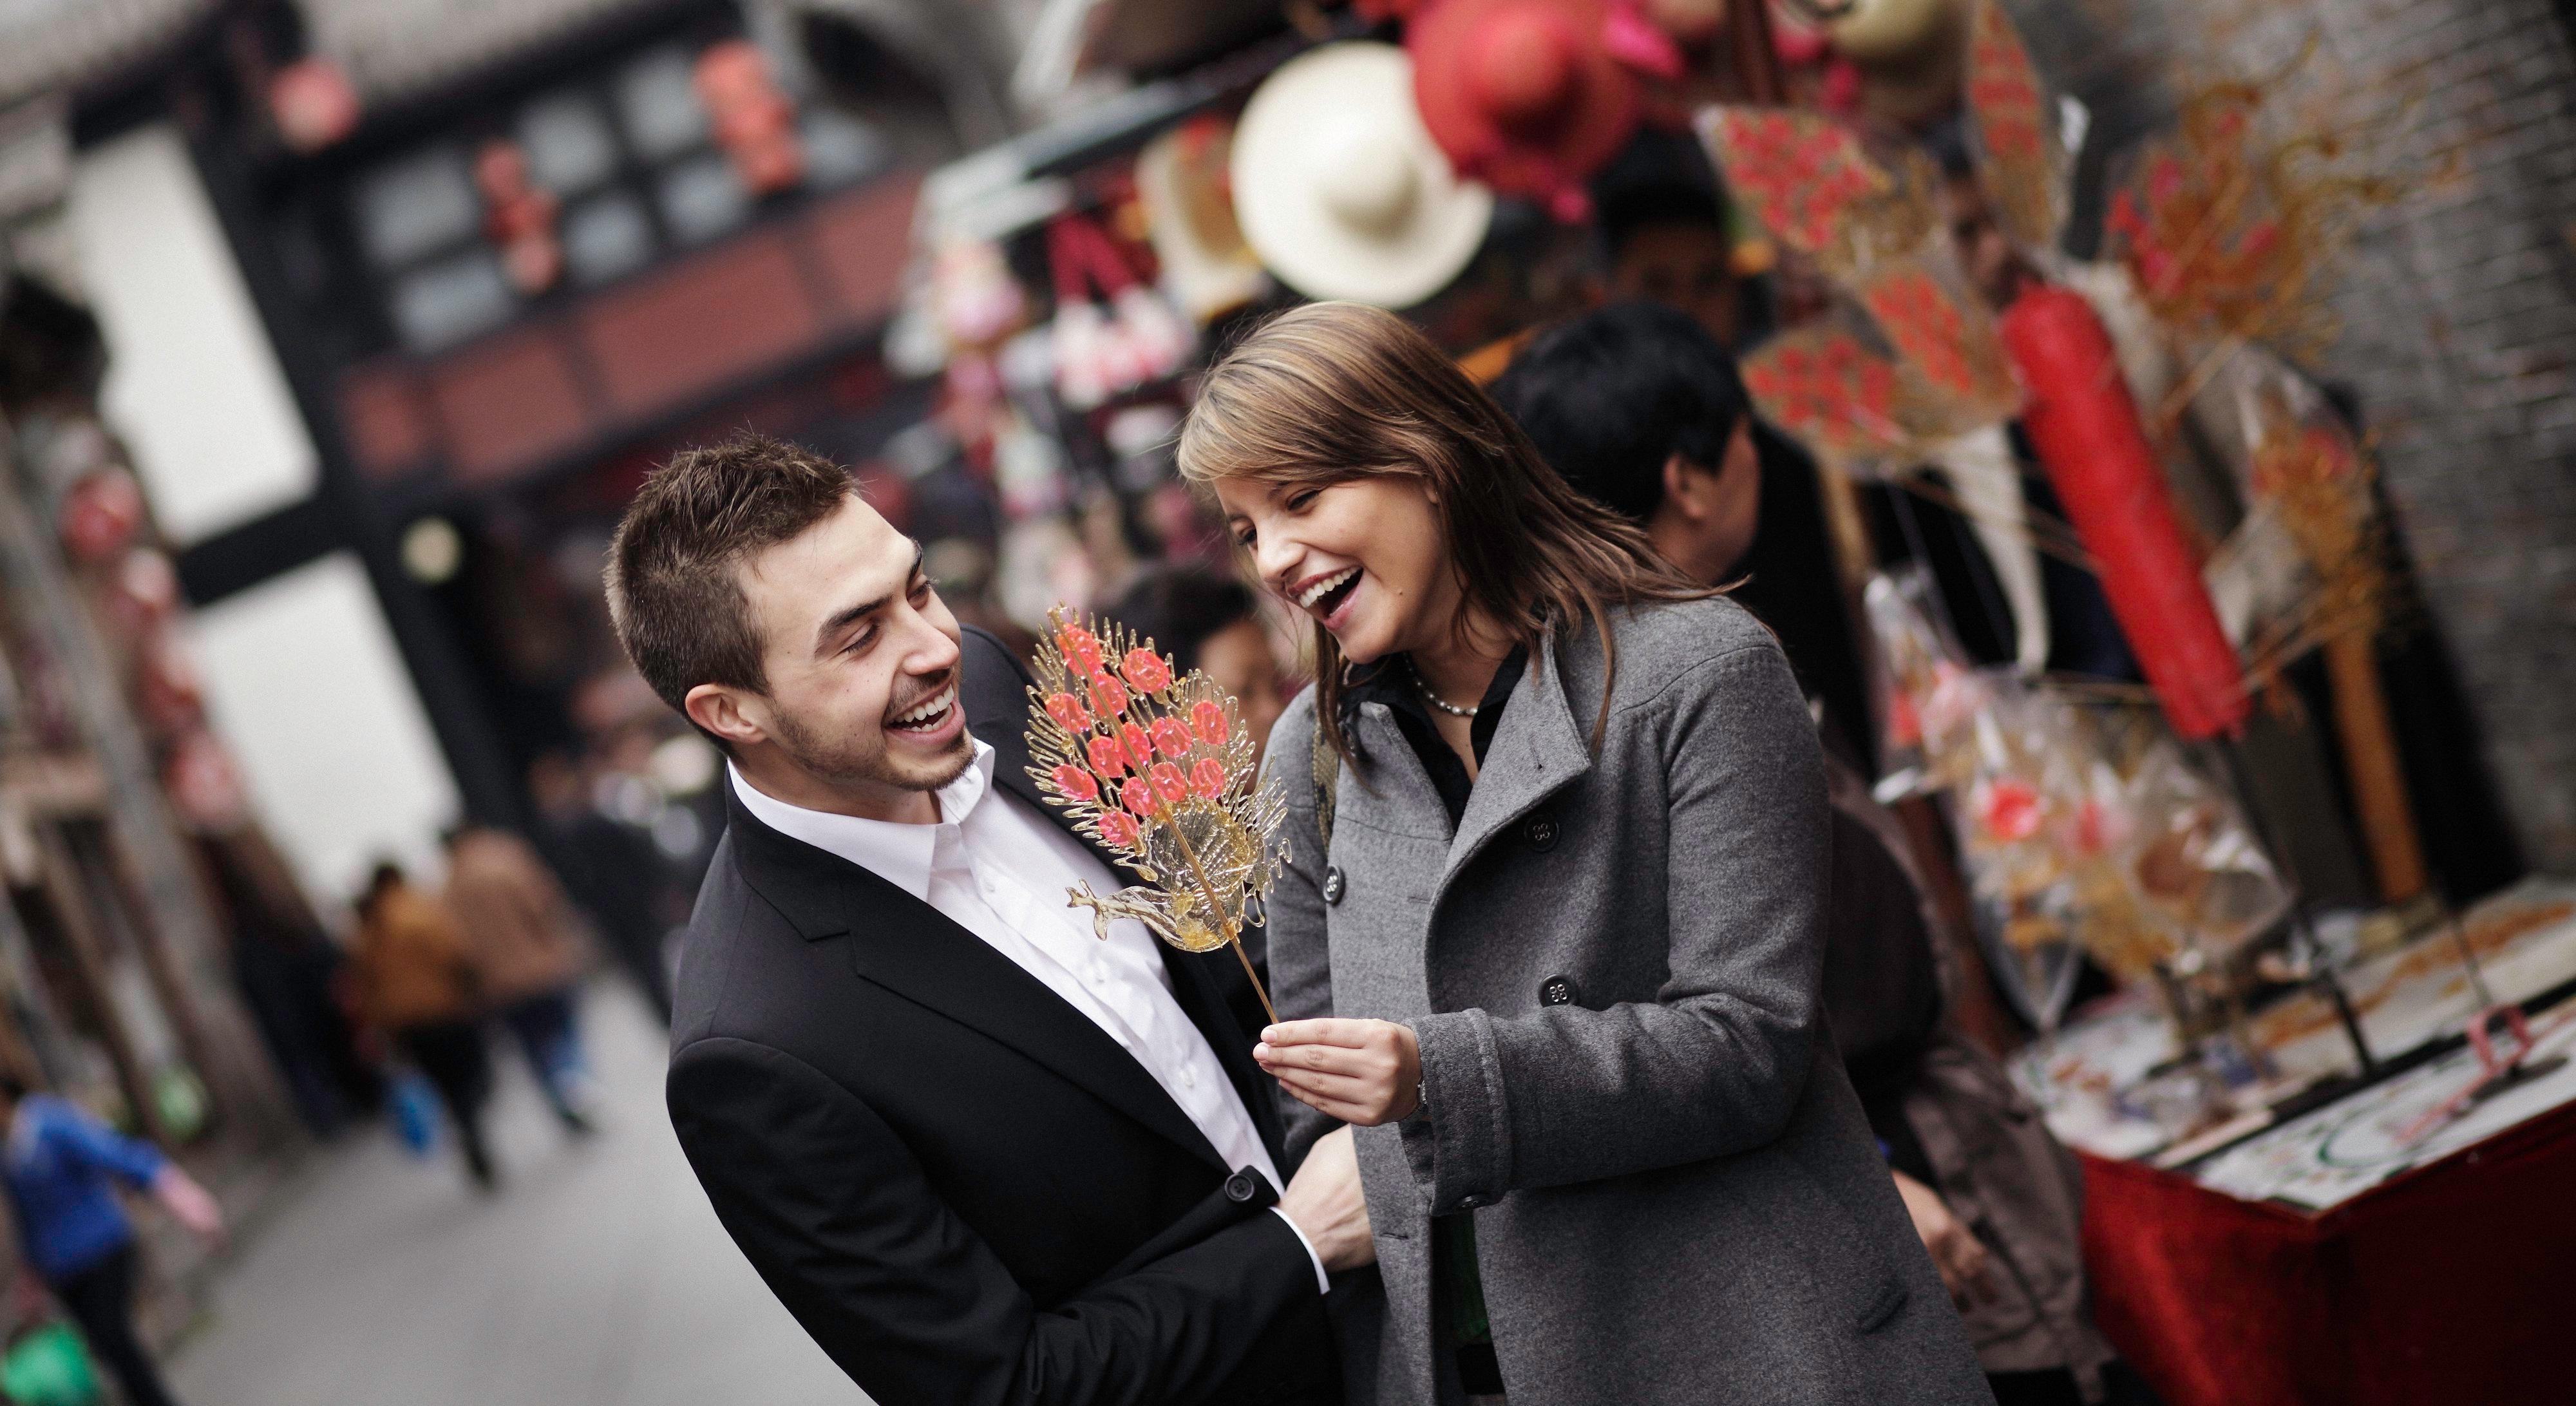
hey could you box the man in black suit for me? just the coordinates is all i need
[605,435,1367,1405]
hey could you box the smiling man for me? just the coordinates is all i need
[605,435,1365,1406]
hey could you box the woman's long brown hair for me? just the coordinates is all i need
[1176,301,1716,767]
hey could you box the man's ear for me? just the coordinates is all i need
[684,683,769,751]
[1661,453,1712,522]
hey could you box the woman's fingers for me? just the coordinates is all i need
[1255,1041,1375,1076]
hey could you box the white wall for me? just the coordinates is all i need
[67,124,317,546]
[186,553,460,906]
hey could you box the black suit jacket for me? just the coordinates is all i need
[667,627,1338,1406]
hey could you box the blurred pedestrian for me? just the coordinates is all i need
[1109,566,1289,761]
[1595,181,1754,348]
[1496,302,2150,1406]
[444,826,594,1135]
[529,752,674,1025]
[0,1076,224,1406]
[354,862,497,1190]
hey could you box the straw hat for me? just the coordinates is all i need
[1231,41,1495,309]
[1408,0,1640,220]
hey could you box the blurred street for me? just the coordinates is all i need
[166,983,860,1406]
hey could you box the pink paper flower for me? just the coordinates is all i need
[1191,757,1227,799]
[1122,777,1159,817]
[1096,811,1139,848]
[1087,670,1128,718]
[1045,691,1092,734]
[1120,722,1155,772]
[1150,762,1188,805]
[1119,648,1173,694]
[1050,764,1099,802]
[1057,625,1103,674]
[1151,717,1194,759]
[1189,700,1229,746]
[1086,735,1128,777]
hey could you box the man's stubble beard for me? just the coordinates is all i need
[770,701,976,797]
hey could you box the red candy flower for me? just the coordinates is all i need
[1050,764,1099,802]
[1087,735,1128,777]
[1151,717,1193,759]
[1189,700,1229,746]
[1087,670,1128,718]
[1097,811,1139,849]
[1150,763,1188,805]
[1045,691,1092,734]
[1191,757,1227,799]
[1119,648,1173,695]
[1119,722,1154,772]
[1057,625,1103,674]
[1122,777,1159,817]
[1984,779,2043,843]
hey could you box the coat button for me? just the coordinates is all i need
[1523,812,1560,851]
[1223,1170,1258,1203]
[1539,974,1579,1007]
[1322,866,1346,905]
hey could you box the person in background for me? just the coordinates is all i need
[529,752,673,1025]
[1595,181,1753,348]
[1493,301,2148,1406]
[1,1076,223,1406]
[355,862,498,1191]
[444,825,594,1135]
[1110,566,1291,763]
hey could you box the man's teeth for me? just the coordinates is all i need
[1298,568,1357,609]
[892,685,955,727]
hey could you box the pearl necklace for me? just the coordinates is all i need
[1405,656,1479,718]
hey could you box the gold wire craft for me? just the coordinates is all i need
[1023,605,1287,1025]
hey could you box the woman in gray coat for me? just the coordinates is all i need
[1180,301,1993,1406]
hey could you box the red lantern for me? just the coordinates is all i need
[1998,287,2248,740]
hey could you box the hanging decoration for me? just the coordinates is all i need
[1408,0,1644,220]
[695,40,804,196]
[1046,214,1195,412]
[474,139,562,295]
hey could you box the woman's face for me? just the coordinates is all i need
[1215,473,1459,666]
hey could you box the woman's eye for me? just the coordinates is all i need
[1233,527,1257,549]
[1285,489,1319,512]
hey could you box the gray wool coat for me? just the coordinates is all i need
[1260,598,1994,1406]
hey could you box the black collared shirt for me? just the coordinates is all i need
[1345,645,1530,829]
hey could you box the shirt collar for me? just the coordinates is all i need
[728,741,997,902]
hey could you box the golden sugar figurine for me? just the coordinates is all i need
[1023,606,1287,1024]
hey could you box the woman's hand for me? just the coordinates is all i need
[1256,1018,1421,1126]
[1891,1170,1993,1309]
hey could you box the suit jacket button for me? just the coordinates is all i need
[1539,974,1578,1007]
[1224,1170,1259,1203]
[1322,866,1346,904]
[1523,812,1560,851]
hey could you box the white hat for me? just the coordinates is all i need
[1231,42,1495,309]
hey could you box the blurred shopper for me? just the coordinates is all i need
[1,1076,223,1406]
[529,752,673,1025]
[198,829,380,1136]
[1110,566,1290,761]
[1495,302,2145,1406]
[1595,180,1752,347]
[354,863,497,1190]
[444,826,594,1135]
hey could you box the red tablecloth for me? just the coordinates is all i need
[2081,1096,2576,1406]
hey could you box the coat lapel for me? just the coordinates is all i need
[1441,634,1594,902]
[724,786,1229,1173]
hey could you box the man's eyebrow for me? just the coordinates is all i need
[810,541,924,656]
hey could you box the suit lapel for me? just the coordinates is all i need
[724,786,1229,1173]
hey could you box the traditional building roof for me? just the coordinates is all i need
[0,0,214,109]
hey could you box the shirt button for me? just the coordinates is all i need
[1322,866,1346,904]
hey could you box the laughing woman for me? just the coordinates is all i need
[1183,302,1992,1406]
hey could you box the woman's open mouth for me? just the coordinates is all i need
[1295,567,1361,627]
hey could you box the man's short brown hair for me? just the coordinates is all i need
[605,433,855,730]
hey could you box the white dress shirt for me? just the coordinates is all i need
[730,745,1326,1292]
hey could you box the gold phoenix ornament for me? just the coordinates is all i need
[1023,607,1286,1024]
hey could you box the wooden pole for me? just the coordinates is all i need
[2322,632,2429,905]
